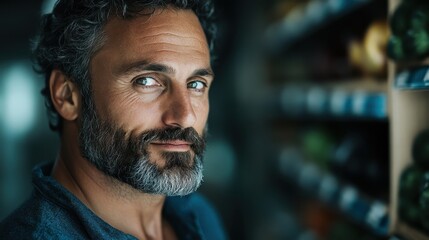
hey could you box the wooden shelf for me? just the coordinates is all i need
[388,1,429,239]
[389,88,429,235]
[395,58,429,72]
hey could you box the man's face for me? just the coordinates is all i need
[79,8,213,196]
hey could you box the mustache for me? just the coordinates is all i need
[137,127,206,154]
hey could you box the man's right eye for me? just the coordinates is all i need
[134,77,161,87]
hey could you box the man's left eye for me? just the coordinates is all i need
[187,81,207,91]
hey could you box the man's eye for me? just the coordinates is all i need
[188,81,207,91]
[134,77,161,87]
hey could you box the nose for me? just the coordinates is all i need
[161,88,197,129]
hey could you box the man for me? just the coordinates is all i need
[0,0,226,239]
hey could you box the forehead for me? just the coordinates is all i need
[98,8,210,67]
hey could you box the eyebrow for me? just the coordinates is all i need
[117,60,174,75]
[116,60,214,79]
[192,68,215,78]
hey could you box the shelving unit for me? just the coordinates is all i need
[248,0,429,238]
[261,0,393,239]
[388,0,429,239]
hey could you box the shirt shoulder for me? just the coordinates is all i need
[166,193,228,240]
[0,192,87,240]
[189,193,228,240]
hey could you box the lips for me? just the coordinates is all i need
[150,140,192,151]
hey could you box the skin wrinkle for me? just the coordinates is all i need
[130,42,208,59]
[137,38,206,49]
[139,31,205,41]
[140,39,205,46]
[138,47,209,57]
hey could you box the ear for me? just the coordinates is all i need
[49,69,80,121]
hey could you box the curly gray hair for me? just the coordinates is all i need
[33,0,217,132]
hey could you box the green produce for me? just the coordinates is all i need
[412,129,429,168]
[387,35,405,60]
[399,165,424,198]
[399,165,424,227]
[404,29,429,58]
[301,129,334,169]
[420,180,429,231]
[389,1,429,60]
[420,185,429,212]
[390,2,412,36]
[411,8,429,31]
[399,198,421,226]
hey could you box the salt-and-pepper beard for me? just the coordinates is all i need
[78,94,206,196]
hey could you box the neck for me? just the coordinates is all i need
[51,123,167,239]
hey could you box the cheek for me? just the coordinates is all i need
[192,97,209,132]
[98,88,163,130]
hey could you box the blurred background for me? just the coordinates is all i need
[1,0,425,239]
